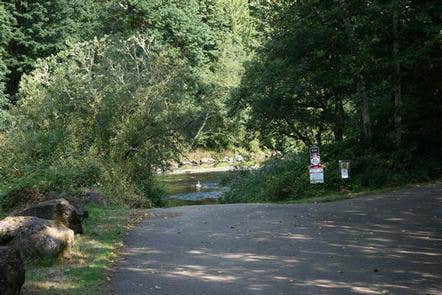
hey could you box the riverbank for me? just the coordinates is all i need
[162,164,260,175]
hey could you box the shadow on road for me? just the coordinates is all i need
[112,185,442,294]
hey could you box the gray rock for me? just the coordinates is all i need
[11,198,83,234]
[200,157,216,165]
[179,160,192,167]
[83,189,107,207]
[234,154,245,162]
[0,246,25,295]
[0,216,74,260]
[44,192,88,220]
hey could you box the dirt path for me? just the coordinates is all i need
[111,184,442,294]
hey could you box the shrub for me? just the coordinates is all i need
[221,141,440,203]
[0,35,197,209]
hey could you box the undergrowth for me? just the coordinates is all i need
[221,141,440,204]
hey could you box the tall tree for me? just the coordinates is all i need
[99,0,255,149]
[0,2,14,129]
[392,0,403,145]
[2,0,100,101]
[234,0,441,156]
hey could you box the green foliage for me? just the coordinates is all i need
[2,0,101,99]
[233,0,441,149]
[0,2,14,130]
[1,0,439,208]
[223,0,442,202]
[1,35,199,208]
[99,0,257,150]
[1,0,257,152]
[222,141,439,204]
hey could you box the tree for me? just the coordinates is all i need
[234,1,357,148]
[0,2,14,130]
[233,0,441,158]
[2,0,100,101]
[99,0,256,149]
[2,35,201,206]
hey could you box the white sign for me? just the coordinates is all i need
[309,165,324,184]
[339,160,350,179]
[340,168,349,179]
[311,154,321,166]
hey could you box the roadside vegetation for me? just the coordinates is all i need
[0,0,256,209]
[0,0,440,293]
[23,205,132,294]
[221,143,439,204]
[221,1,441,203]
[2,0,439,210]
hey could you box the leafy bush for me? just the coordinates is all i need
[0,35,197,209]
[221,141,440,203]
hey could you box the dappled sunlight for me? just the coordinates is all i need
[25,280,77,292]
[246,283,272,291]
[187,249,299,264]
[113,187,442,294]
[280,233,312,240]
[123,247,164,255]
[167,265,237,283]
[294,279,383,294]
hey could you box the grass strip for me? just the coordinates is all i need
[22,205,133,294]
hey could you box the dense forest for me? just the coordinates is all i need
[0,0,441,207]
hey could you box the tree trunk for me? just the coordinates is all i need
[334,97,344,142]
[340,1,372,143]
[191,112,209,148]
[393,1,402,145]
[357,77,372,141]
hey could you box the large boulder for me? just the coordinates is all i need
[44,191,88,218]
[83,189,107,207]
[0,216,74,260]
[11,198,83,234]
[0,246,25,295]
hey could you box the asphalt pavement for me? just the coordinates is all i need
[111,184,442,294]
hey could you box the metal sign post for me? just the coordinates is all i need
[309,145,320,165]
[309,145,324,184]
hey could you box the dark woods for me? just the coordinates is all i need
[0,0,440,206]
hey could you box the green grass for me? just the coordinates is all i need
[22,205,132,294]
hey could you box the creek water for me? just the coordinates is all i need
[160,171,232,206]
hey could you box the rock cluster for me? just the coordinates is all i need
[0,196,87,294]
[172,154,248,169]
[0,216,75,259]
[11,198,84,234]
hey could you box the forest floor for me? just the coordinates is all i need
[111,184,442,295]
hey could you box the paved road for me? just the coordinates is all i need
[111,184,442,294]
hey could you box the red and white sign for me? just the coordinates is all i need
[309,165,324,184]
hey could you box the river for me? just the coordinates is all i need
[160,170,232,206]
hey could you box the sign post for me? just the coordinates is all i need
[309,145,324,184]
[339,160,350,179]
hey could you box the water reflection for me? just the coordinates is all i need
[160,171,231,204]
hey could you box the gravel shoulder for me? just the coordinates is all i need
[111,184,442,294]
